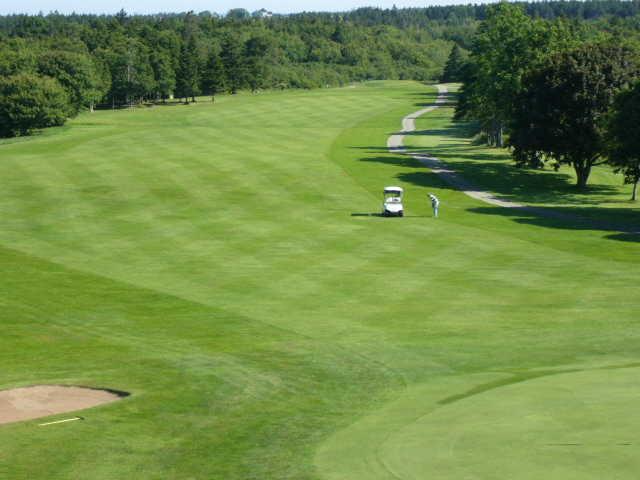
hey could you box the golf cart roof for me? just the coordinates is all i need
[384,186,403,193]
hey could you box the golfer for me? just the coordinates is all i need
[428,193,440,218]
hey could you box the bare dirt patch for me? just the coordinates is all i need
[0,385,127,425]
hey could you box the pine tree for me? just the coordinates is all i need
[176,35,200,103]
[441,44,464,82]
[244,36,270,93]
[203,52,225,102]
[221,34,246,94]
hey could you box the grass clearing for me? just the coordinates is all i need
[0,81,638,479]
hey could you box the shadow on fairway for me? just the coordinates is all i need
[351,213,429,218]
[351,89,638,240]
[606,232,640,242]
[467,205,640,242]
[357,154,422,168]
[351,212,384,217]
[406,90,455,108]
[355,146,624,207]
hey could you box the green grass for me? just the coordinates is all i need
[0,81,638,479]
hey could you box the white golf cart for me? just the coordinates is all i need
[382,186,404,217]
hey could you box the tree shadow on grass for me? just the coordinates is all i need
[369,141,624,206]
[403,128,472,138]
[351,212,384,217]
[351,212,429,218]
[405,90,455,108]
[350,92,638,238]
[433,159,620,206]
[606,232,640,242]
[356,151,607,206]
[357,155,424,169]
[467,205,640,242]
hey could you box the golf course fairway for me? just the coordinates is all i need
[0,81,638,479]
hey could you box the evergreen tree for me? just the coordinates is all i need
[440,44,464,82]
[221,34,246,94]
[202,51,225,101]
[244,36,271,92]
[176,35,200,102]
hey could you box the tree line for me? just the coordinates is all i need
[453,3,640,199]
[2,1,640,147]
[0,9,456,137]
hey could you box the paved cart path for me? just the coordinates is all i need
[387,84,639,234]
[387,84,527,209]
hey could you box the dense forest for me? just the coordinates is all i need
[2,1,640,145]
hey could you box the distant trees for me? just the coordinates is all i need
[150,50,176,102]
[221,34,246,94]
[0,8,472,111]
[226,9,251,20]
[176,35,200,102]
[104,38,155,106]
[509,43,640,188]
[202,52,225,101]
[244,35,271,92]
[607,81,640,200]
[36,49,107,113]
[2,4,640,140]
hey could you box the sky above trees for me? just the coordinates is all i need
[1,0,497,15]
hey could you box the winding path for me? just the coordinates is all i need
[387,84,525,209]
[387,84,639,235]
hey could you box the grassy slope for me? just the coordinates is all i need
[318,86,640,479]
[0,82,638,479]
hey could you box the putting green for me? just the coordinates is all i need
[318,366,640,479]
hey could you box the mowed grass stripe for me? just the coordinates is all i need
[0,245,399,480]
[1,82,639,479]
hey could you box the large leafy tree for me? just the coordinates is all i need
[36,49,107,113]
[99,37,155,106]
[606,81,640,200]
[0,73,71,137]
[0,38,37,76]
[456,3,575,146]
[510,42,640,189]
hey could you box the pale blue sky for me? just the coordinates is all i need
[1,0,483,16]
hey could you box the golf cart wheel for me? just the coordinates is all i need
[399,211,404,217]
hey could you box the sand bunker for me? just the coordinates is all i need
[0,385,127,425]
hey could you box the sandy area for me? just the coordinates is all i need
[0,385,125,425]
